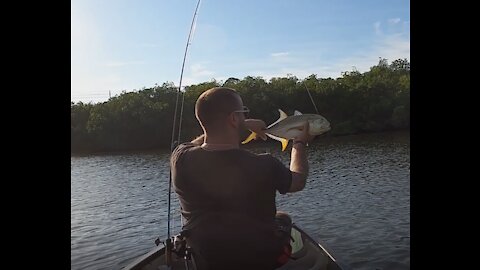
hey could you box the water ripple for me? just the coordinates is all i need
[72,131,409,270]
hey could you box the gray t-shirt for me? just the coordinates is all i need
[171,143,292,269]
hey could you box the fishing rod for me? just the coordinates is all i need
[166,0,202,256]
[169,0,202,153]
[176,0,202,146]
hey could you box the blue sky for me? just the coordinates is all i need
[71,0,410,103]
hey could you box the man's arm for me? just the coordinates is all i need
[244,119,267,140]
[288,122,315,193]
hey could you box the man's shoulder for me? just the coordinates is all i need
[171,143,200,163]
[173,142,198,152]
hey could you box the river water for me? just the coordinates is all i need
[71,131,410,270]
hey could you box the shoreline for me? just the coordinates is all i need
[71,129,409,157]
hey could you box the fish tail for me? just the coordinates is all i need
[242,132,257,144]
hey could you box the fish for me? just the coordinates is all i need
[242,109,331,151]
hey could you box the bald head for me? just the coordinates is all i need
[195,87,243,132]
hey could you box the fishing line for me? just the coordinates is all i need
[303,82,320,114]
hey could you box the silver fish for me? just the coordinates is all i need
[242,109,331,151]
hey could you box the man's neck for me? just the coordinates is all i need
[201,134,239,151]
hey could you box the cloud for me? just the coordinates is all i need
[70,73,125,103]
[375,18,408,37]
[159,18,409,91]
[271,52,290,57]
[239,17,409,81]
[268,51,294,65]
[376,34,410,60]
[374,19,410,62]
[191,63,215,77]
[388,18,401,24]
[328,25,409,76]
[183,63,216,86]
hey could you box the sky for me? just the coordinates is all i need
[71,0,410,103]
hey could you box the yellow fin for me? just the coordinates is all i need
[281,138,289,151]
[242,132,257,144]
[266,133,290,152]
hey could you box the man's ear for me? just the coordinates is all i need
[229,112,240,128]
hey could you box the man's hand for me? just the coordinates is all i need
[294,122,315,144]
[244,119,267,140]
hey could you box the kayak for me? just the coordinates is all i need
[122,224,346,270]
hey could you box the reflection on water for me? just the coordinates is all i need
[71,131,409,270]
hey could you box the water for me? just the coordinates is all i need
[71,131,409,270]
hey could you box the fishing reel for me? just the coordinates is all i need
[156,231,196,269]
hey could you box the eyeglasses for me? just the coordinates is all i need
[232,106,250,118]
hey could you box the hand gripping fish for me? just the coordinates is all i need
[242,109,331,151]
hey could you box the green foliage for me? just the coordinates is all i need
[71,58,410,154]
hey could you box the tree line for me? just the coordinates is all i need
[71,58,409,154]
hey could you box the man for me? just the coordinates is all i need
[171,87,315,270]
